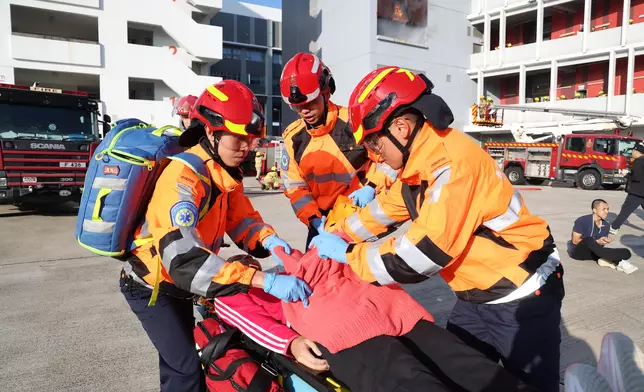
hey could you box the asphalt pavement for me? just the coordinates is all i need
[0,183,643,391]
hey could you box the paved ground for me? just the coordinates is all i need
[1,182,643,391]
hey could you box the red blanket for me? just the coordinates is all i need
[277,248,434,354]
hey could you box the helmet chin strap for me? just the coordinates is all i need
[383,119,423,166]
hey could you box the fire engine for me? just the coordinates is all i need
[473,102,642,190]
[0,83,111,206]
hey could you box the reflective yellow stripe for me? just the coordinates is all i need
[207,85,229,102]
[133,238,153,247]
[152,125,181,137]
[77,239,125,257]
[224,119,249,136]
[396,68,415,81]
[92,188,112,222]
[353,124,364,144]
[359,68,396,103]
[148,258,162,307]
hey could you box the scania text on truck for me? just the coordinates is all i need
[0,83,110,206]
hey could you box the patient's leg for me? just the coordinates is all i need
[318,334,452,392]
[399,320,538,392]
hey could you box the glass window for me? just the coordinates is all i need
[248,74,265,86]
[272,53,282,65]
[593,138,616,154]
[210,12,235,42]
[618,139,639,159]
[246,49,265,63]
[271,99,282,136]
[0,104,94,140]
[222,47,241,60]
[254,18,267,46]
[377,0,428,46]
[566,137,586,153]
[272,21,282,47]
[237,15,251,44]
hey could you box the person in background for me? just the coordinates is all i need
[611,142,644,235]
[262,166,281,191]
[570,199,637,274]
[255,151,266,180]
[173,95,198,131]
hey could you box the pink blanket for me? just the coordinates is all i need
[277,248,434,354]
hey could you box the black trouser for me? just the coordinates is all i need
[304,209,330,249]
[570,237,631,264]
[446,268,565,392]
[319,320,537,392]
[613,193,644,230]
[120,273,206,392]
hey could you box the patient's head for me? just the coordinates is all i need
[228,254,262,271]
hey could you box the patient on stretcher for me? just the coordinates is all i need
[206,251,537,392]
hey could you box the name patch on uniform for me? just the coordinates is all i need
[280,149,290,171]
[170,201,198,228]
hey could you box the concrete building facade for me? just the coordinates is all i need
[0,0,281,129]
[467,0,644,141]
[282,0,477,131]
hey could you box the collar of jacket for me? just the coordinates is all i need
[303,100,340,137]
[187,143,241,193]
[399,122,450,184]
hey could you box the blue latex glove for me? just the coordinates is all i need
[310,216,326,233]
[264,272,312,307]
[262,234,292,266]
[308,231,349,264]
[349,186,376,208]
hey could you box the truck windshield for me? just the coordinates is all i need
[618,139,640,159]
[0,103,96,141]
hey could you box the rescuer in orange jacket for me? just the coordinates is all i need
[121,80,311,392]
[280,53,399,248]
[310,67,565,392]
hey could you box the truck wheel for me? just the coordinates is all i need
[601,184,622,191]
[505,166,525,185]
[578,170,601,190]
[526,178,546,186]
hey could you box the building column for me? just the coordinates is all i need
[607,51,617,110]
[621,0,632,46]
[626,47,635,114]
[582,0,592,53]
[519,64,527,105]
[536,0,544,60]
[264,21,274,135]
[484,13,491,67]
[499,9,507,64]
[549,60,558,102]
[477,70,485,99]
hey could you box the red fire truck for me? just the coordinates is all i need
[0,83,110,206]
[485,133,642,190]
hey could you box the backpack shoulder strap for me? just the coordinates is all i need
[169,152,212,220]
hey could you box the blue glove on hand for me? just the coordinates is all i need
[310,216,327,233]
[264,272,312,307]
[262,234,292,266]
[349,186,376,208]
[308,231,349,264]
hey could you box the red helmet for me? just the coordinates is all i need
[179,80,265,147]
[280,52,335,106]
[348,67,432,145]
[173,95,197,117]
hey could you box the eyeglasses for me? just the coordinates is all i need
[364,134,385,156]
[219,133,260,152]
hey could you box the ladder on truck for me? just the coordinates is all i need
[487,104,636,143]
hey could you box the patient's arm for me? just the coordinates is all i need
[213,291,298,356]
[290,337,329,373]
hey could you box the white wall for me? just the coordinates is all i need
[0,0,223,126]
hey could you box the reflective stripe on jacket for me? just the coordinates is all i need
[341,123,561,304]
[129,141,276,297]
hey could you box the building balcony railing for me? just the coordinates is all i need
[10,33,101,67]
[627,22,644,45]
[188,0,222,10]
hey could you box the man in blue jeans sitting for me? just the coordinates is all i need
[569,199,638,274]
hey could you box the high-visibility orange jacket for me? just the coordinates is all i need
[281,101,398,227]
[336,122,562,304]
[126,141,276,297]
